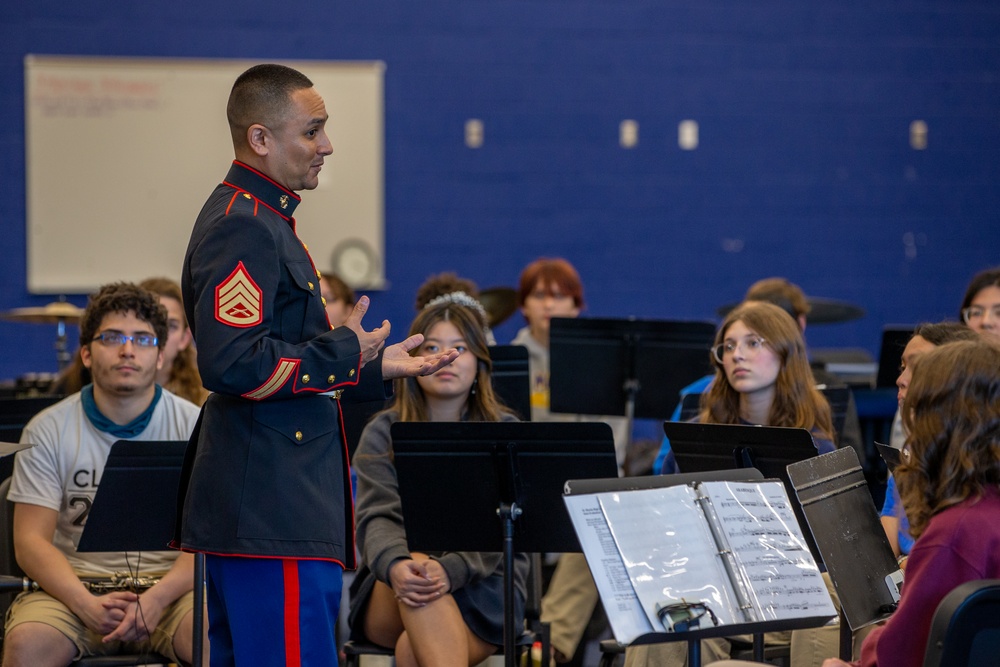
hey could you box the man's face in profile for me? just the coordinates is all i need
[264,87,333,192]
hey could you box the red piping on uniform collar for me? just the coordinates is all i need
[231,160,302,203]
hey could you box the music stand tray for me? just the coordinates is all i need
[390,421,618,667]
[549,317,716,419]
[77,440,187,553]
[665,421,824,562]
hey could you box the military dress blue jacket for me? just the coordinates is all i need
[174,161,389,565]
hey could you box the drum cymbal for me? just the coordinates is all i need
[716,297,865,324]
[0,301,84,324]
[479,287,519,328]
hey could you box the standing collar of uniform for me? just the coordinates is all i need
[224,161,302,220]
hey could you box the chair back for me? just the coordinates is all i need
[923,579,1000,667]
[0,476,27,623]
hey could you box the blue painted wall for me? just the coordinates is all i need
[2,1,998,381]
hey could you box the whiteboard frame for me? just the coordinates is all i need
[24,55,385,293]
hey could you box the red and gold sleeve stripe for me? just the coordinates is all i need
[242,359,299,400]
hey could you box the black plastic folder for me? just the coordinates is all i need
[787,447,901,631]
[77,440,187,553]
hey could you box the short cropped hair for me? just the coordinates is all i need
[79,282,168,350]
[744,277,810,322]
[227,64,314,147]
[516,258,584,309]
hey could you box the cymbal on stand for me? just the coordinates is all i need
[0,302,84,324]
[479,287,519,328]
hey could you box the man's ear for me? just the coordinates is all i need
[247,124,269,157]
[80,345,93,370]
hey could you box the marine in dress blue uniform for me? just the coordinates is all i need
[177,160,390,666]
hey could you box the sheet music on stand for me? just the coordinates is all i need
[564,478,835,645]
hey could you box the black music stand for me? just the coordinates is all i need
[788,448,902,660]
[77,440,205,667]
[875,442,901,474]
[489,345,531,422]
[0,396,62,480]
[549,317,716,428]
[665,421,824,563]
[565,468,833,666]
[390,421,618,667]
[876,326,914,389]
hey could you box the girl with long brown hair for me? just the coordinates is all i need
[700,300,834,449]
[348,299,527,667]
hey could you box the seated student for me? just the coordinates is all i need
[788,321,980,667]
[625,301,836,667]
[348,299,529,667]
[657,300,836,475]
[715,337,1000,667]
[52,277,209,407]
[414,272,496,345]
[3,282,202,667]
[320,271,356,328]
[880,322,978,561]
[512,258,628,664]
[959,265,1000,340]
[654,278,852,474]
[139,277,209,406]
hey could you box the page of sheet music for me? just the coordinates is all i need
[598,486,742,630]
[563,494,653,644]
[701,480,836,620]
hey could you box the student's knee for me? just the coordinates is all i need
[2,622,77,667]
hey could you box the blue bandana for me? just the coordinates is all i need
[81,384,163,438]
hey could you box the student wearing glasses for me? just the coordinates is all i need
[701,300,835,448]
[655,300,836,476]
[626,302,836,667]
[959,266,1000,340]
[3,282,202,667]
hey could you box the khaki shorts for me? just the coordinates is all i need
[4,589,194,663]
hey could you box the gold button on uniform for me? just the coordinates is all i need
[308,281,314,290]
[327,374,336,383]
[316,269,322,278]
[349,369,355,378]
[295,431,303,441]
[302,374,310,383]
[321,297,327,306]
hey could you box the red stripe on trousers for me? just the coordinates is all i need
[283,560,301,667]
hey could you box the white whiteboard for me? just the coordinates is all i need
[24,55,385,293]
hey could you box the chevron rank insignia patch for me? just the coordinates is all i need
[215,262,263,327]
